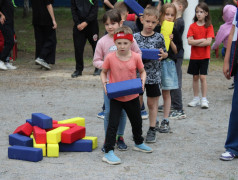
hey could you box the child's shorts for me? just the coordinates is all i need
[187,59,209,75]
[139,84,161,97]
[161,58,178,90]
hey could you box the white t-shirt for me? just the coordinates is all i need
[232,11,238,41]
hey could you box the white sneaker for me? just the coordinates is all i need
[35,58,51,70]
[0,60,7,70]
[5,62,17,70]
[188,98,200,107]
[201,99,209,109]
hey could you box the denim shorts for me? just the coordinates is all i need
[161,58,178,90]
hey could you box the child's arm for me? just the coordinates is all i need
[196,37,213,47]
[104,0,114,9]
[100,68,109,94]
[0,11,5,25]
[169,34,177,54]
[138,68,146,91]
[223,25,235,80]
[188,36,206,46]
[93,40,104,69]
[46,4,57,29]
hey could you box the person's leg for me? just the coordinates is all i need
[147,96,159,128]
[33,25,43,60]
[103,91,110,136]
[193,75,199,97]
[200,75,207,98]
[162,90,171,119]
[221,73,238,160]
[73,25,87,72]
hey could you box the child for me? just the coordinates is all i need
[169,0,188,120]
[71,0,99,77]
[187,2,214,109]
[134,6,168,143]
[93,9,142,151]
[101,26,152,165]
[32,0,57,70]
[0,0,17,70]
[220,0,238,161]
[155,3,181,133]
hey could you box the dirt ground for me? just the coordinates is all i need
[0,58,237,180]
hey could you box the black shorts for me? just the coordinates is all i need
[139,84,161,97]
[187,59,209,75]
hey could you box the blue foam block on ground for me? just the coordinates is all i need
[32,113,52,129]
[59,139,92,152]
[26,119,34,126]
[106,78,143,99]
[8,145,43,162]
[141,48,160,60]
[124,0,144,16]
[9,133,33,147]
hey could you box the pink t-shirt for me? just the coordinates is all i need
[93,34,142,69]
[102,51,144,102]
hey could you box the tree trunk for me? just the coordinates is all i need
[23,0,29,18]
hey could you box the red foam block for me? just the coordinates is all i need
[33,126,46,144]
[13,123,33,136]
[52,120,58,124]
[61,126,86,144]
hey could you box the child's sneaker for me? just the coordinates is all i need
[188,98,200,107]
[169,110,186,120]
[116,136,128,151]
[133,143,153,153]
[159,119,170,133]
[97,111,105,119]
[102,150,121,165]
[228,83,234,90]
[158,105,175,112]
[141,110,148,120]
[220,151,236,161]
[0,60,7,70]
[155,121,159,131]
[145,129,156,143]
[5,62,17,70]
[201,99,209,109]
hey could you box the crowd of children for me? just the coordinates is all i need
[1,0,237,164]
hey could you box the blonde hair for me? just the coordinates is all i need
[143,6,160,20]
[159,3,177,23]
[173,0,188,12]
[114,2,128,14]
[114,26,133,35]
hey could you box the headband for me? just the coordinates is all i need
[113,33,133,42]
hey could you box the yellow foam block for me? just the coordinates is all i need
[47,144,59,157]
[83,136,98,149]
[30,134,46,156]
[161,20,174,51]
[47,127,70,144]
[58,117,85,127]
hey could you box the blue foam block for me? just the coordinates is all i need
[59,139,92,152]
[106,78,143,99]
[124,0,144,16]
[32,113,52,129]
[8,145,43,162]
[141,48,160,60]
[26,119,34,126]
[9,133,33,147]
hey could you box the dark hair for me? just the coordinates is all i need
[193,2,211,28]
[103,9,122,24]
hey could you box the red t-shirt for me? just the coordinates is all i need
[187,22,214,60]
[102,51,144,102]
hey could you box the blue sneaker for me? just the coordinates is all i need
[141,110,148,120]
[220,151,236,161]
[116,136,128,151]
[133,143,153,153]
[97,111,104,119]
[102,150,121,165]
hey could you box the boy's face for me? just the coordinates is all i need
[114,39,132,55]
[141,15,158,34]
[104,18,121,37]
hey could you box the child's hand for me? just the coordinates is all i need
[104,83,108,95]
[158,48,168,60]
[169,34,174,41]
[0,14,5,25]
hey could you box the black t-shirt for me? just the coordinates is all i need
[174,17,185,58]
[104,0,117,11]
[31,0,54,26]
[0,0,14,25]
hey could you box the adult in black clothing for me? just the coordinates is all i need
[104,0,117,11]
[31,0,57,70]
[0,0,17,70]
[71,0,99,78]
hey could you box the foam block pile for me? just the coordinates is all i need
[8,113,97,162]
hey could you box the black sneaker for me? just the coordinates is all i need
[159,119,170,133]
[158,105,175,112]
[228,83,234,90]
[145,129,156,143]
[93,68,101,76]
[116,136,128,151]
[71,70,82,78]
[169,110,186,120]
[155,121,160,131]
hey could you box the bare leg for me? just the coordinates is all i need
[200,75,207,98]
[193,75,200,97]
[147,96,159,127]
[162,90,171,118]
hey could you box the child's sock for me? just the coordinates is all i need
[201,97,207,101]
[194,96,200,100]
[149,127,156,131]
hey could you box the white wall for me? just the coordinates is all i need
[183,0,199,59]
